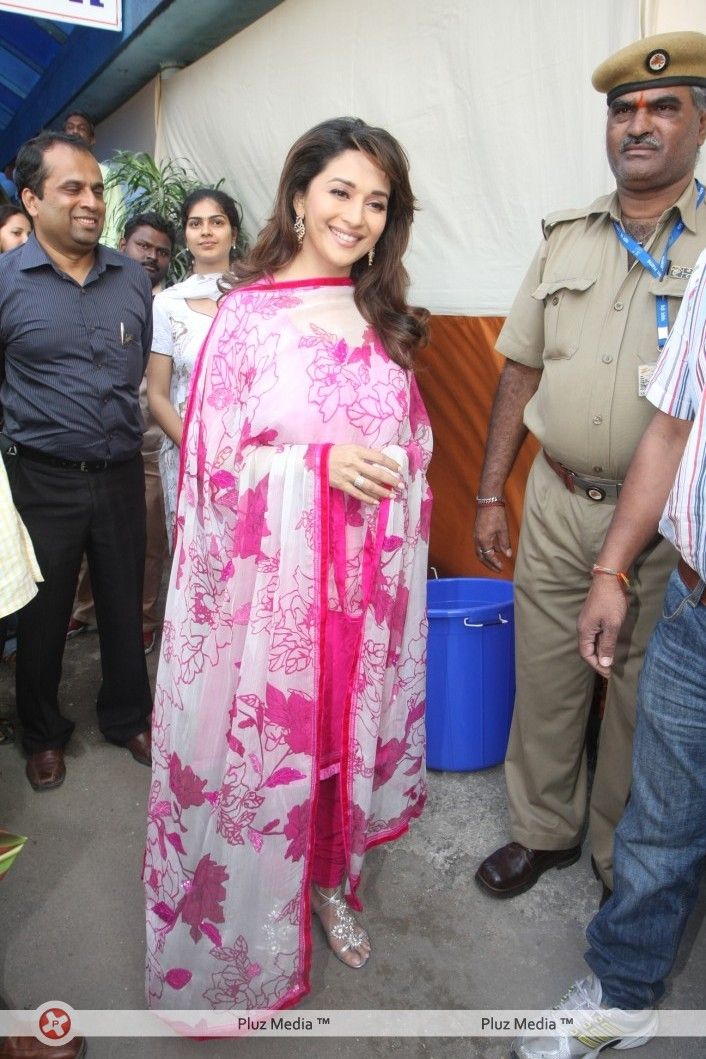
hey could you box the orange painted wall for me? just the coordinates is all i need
[416,315,539,579]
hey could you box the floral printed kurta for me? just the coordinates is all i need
[145,277,432,1011]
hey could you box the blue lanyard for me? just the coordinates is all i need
[612,179,705,348]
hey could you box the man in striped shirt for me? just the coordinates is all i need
[511,251,706,1056]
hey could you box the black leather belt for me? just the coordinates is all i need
[678,558,706,605]
[544,451,622,502]
[5,440,137,473]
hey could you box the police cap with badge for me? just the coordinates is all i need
[592,30,706,103]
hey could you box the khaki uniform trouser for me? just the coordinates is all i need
[73,457,168,633]
[505,452,676,888]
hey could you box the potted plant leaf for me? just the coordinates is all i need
[103,151,246,282]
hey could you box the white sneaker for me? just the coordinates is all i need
[510,974,658,1058]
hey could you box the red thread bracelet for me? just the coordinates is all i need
[591,564,631,592]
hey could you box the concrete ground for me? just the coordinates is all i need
[1,631,704,1059]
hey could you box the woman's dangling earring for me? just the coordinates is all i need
[294,214,305,247]
[368,246,375,267]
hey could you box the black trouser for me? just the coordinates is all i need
[3,450,152,754]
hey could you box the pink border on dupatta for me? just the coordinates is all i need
[256,276,354,292]
[338,497,391,912]
[291,442,334,1008]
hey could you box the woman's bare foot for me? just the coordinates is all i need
[311,884,371,968]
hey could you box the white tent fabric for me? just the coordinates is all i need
[156,0,702,315]
[642,0,706,35]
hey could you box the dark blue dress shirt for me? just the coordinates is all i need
[0,234,153,461]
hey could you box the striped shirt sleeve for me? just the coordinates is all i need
[646,248,706,421]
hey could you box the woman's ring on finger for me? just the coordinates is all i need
[353,474,366,491]
[480,547,494,555]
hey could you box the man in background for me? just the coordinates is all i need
[513,240,706,1059]
[69,212,175,653]
[0,160,17,203]
[474,32,706,900]
[63,110,122,247]
[0,131,153,791]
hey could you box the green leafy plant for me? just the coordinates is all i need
[104,151,245,282]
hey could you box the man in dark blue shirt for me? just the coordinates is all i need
[0,131,153,790]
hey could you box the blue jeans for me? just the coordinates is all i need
[585,567,706,1009]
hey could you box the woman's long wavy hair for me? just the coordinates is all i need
[222,117,428,369]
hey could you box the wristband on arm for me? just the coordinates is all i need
[591,564,631,594]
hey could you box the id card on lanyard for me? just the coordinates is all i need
[612,178,705,350]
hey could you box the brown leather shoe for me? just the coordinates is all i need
[475,841,581,897]
[0,1036,86,1057]
[125,729,151,767]
[25,749,66,792]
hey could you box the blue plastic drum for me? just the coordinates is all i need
[426,577,515,771]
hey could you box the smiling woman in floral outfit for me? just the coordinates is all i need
[145,117,432,1011]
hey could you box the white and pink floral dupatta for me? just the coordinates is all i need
[145,277,432,1011]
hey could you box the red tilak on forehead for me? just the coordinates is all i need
[634,93,647,109]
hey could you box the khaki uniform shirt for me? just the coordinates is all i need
[496,180,706,480]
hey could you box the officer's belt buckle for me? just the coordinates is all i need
[544,451,621,502]
[572,474,620,502]
[585,485,606,502]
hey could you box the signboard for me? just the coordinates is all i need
[0,0,122,31]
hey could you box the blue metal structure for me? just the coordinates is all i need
[0,0,282,162]
[0,13,72,136]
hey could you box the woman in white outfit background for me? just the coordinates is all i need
[147,188,242,546]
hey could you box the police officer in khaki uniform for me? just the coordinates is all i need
[474,32,706,898]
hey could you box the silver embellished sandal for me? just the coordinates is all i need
[311,884,371,969]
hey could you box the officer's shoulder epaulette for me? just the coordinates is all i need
[541,193,614,238]
[541,205,594,238]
